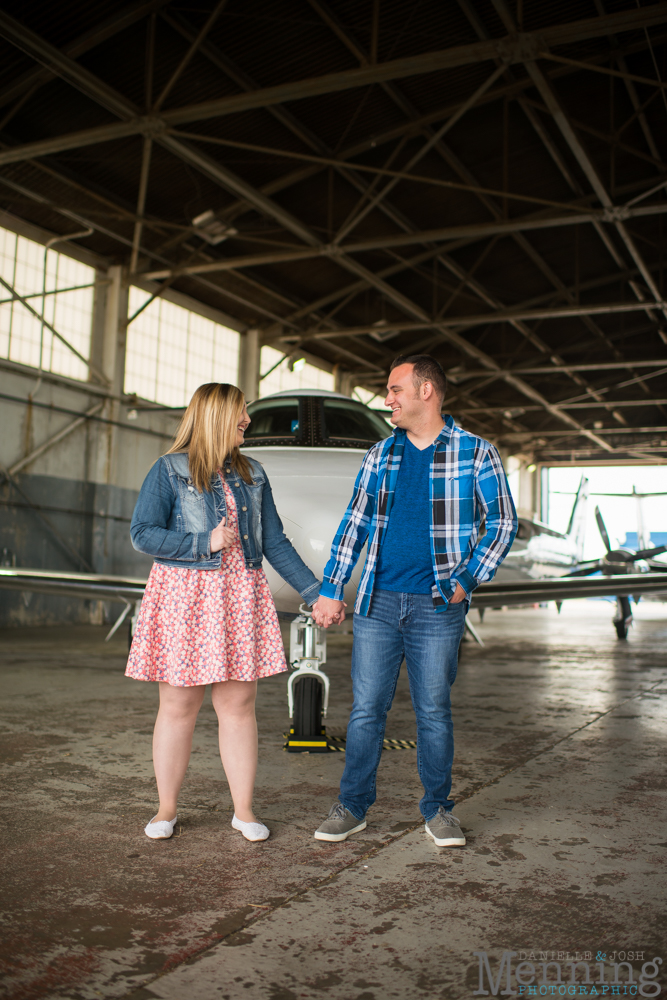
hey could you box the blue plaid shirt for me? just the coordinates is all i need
[320,416,518,615]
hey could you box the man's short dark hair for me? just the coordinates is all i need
[390,354,447,402]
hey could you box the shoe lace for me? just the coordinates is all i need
[437,807,460,826]
[329,802,347,820]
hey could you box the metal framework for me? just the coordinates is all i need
[0,0,666,462]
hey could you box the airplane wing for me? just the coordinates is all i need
[473,572,667,608]
[3,568,667,615]
[0,567,146,604]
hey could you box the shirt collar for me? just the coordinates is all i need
[391,414,455,447]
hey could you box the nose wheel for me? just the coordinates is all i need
[613,595,633,639]
[285,607,331,752]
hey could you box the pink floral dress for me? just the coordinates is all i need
[125,478,287,686]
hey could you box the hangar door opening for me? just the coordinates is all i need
[543,465,667,565]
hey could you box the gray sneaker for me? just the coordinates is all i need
[425,807,466,847]
[314,801,367,842]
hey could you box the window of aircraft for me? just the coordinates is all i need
[321,398,391,444]
[244,397,303,442]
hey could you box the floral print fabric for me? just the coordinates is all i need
[125,479,287,686]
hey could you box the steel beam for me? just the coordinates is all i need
[0,0,171,111]
[8,403,104,476]
[278,301,666,342]
[477,0,667,329]
[455,360,667,378]
[454,400,667,413]
[0,13,322,250]
[140,200,667,280]
[1,3,667,165]
[501,426,667,438]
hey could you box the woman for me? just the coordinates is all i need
[126,383,321,842]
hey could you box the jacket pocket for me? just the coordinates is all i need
[178,480,208,533]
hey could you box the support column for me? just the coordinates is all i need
[238,328,260,401]
[333,365,354,396]
[517,460,538,520]
[88,265,129,588]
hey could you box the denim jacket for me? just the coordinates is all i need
[130,452,321,606]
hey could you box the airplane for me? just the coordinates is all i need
[566,488,667,638]
[3,388,667,748]
[3,388,667,639]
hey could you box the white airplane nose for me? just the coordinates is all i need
[264,487,363,613]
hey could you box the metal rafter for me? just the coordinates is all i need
[0,4,664,453]
[139,200,667,279]
[274,301,667,340]
[0,0,172,112]
[2,4,667,166]
[155,32,667,235]
[454,399,667,413]
[488,0,667,330]
[450,0,649,419]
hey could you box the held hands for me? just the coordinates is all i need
[210,516,236,553]
[311,596,347,628]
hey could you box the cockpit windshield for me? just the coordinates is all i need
[243,395,391,448]
[320,398,391,443]
[243,397,302,443]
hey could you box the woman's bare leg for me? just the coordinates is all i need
[211,680,258,823]
[153,682,206,821]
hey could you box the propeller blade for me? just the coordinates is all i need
[634,544,667,561]
[595,506,612,553]
[567,563,604,577]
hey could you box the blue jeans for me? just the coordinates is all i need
[339,589,467,822]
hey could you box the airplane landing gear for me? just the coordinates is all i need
[285,608,331,752]
[613,595,633,639]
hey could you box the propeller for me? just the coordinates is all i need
[633,544,667,561]
[570,507,667,576]
[595,506,612,553]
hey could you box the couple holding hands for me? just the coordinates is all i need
[126,354,517,848]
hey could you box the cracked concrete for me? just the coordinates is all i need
[1,601,666,1000]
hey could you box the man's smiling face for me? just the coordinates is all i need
[384,363,422,429]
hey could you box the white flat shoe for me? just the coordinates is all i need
[231,814,270,842]
[144,815,178,840]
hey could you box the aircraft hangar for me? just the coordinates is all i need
[0,2,666,998]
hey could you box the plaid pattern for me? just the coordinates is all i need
[320,416,517,616]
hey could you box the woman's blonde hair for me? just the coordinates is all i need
[166,383,254,492]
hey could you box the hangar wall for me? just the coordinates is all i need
[0,214,240,626]
[0,214,345,627]
[0,357,181,627]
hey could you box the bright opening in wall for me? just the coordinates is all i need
[545,465,667,562]
[0,225,95,382]
[124,288,240,407]
[259,346,334,397]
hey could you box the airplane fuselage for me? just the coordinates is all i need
[242,390,583,610]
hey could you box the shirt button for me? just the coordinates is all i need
[242,506,247,511]
[226,468,231,473]
[243,534,248,539]
[235,482,240,486]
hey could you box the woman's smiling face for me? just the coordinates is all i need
[236,404,251,445]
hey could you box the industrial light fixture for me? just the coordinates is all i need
[191,210,238,245]
[370,319,400,342]
[527,464,537,473]
[290,357,306,373]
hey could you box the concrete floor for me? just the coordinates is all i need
[1,601,666,1000]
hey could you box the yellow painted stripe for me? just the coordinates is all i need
[287,740,329,747]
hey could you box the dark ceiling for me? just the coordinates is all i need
[1,0,667,463]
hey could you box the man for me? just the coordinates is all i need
[311,355,517,847]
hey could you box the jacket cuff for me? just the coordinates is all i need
[196,531,212,560]
[301,582,321,607]
[319,580,344,601]
[455,568,479,596]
